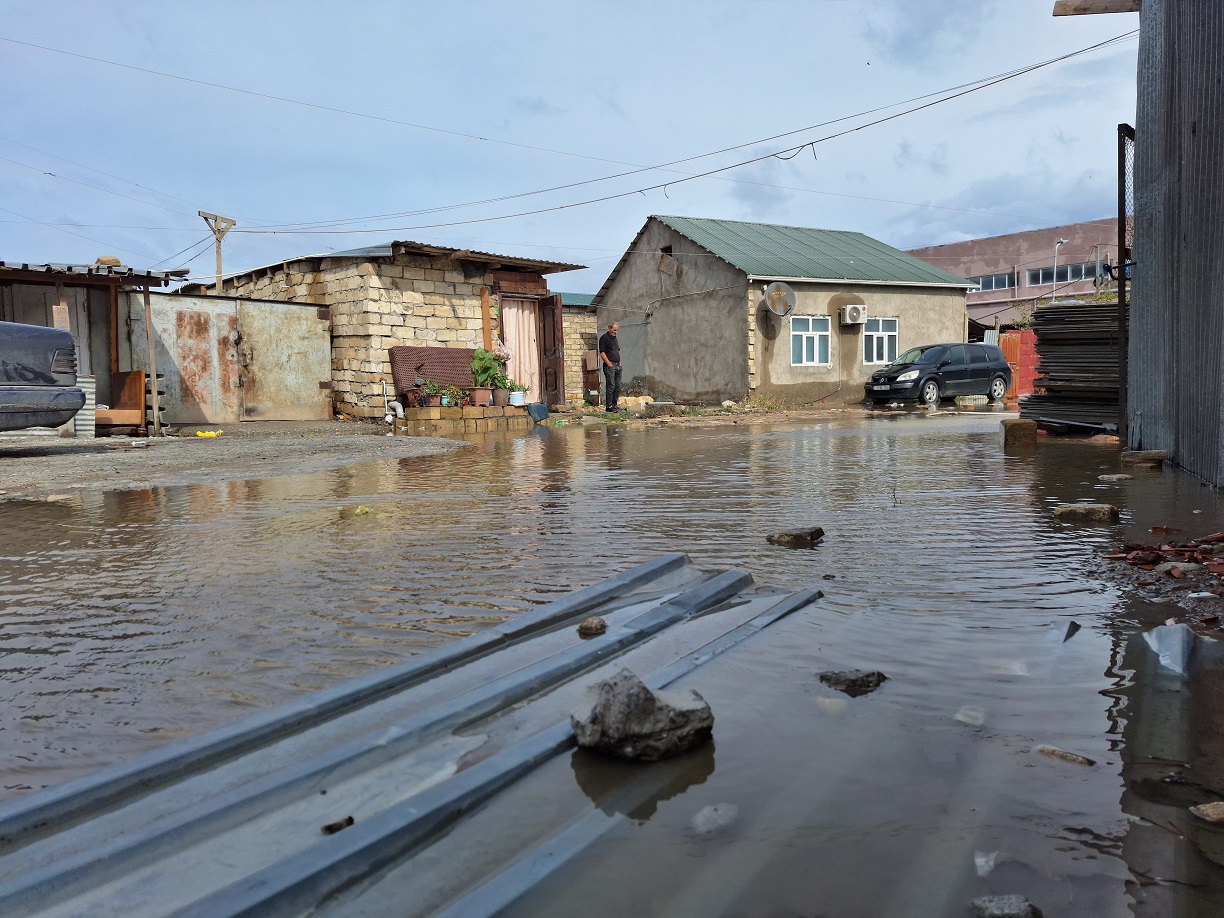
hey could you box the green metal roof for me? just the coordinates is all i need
[653,215,971,287]
[557,292,595,307]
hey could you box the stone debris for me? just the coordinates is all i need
[1121,449,1168,468]
[1098,473,1133,481]
[570,668,713,761]
[1189,801,1224,824]
[971,894,1043,918]
[766,526,825,548]
[1035,745,1095,767]
[721,400,737,409]
[1001,418,1038,449]
[955,705,987,726]
[1155,561,1202,575]
[690,803,739,835]
[818,669,888,697]
[577,616,607,637]
[1053,503,1119,523]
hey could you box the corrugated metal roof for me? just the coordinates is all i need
[652,216,972,287]
[0,261,186,281]
[557,292,595,307]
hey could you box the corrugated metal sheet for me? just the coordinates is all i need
[0,261,184,282]
[557,292,595,308]
[1130,0,1224,482]
[74,376,95,439]
[652,216,972,287]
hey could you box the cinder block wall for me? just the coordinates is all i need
[222,254,492,418]
[562,308,596,399]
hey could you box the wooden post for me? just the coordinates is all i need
[143,285,162,436]
[52,282,71,331]
[480,287,494,351]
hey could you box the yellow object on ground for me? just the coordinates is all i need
[195,430,223,438]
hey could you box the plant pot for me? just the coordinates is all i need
[492,388,510,407]
[425,395,442,407]
[508,391,527,407]
[468,387,493,407]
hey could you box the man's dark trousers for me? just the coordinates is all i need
[603,364,622,410]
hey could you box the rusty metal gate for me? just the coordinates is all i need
[123,294,331,424]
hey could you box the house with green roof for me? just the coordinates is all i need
[591,215,972,404]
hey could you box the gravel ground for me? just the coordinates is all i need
[0,421,464,499]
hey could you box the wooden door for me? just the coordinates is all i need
[538,293,564,406]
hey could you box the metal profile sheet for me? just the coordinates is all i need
[1018,301,1121,430]
[0,558,823,918]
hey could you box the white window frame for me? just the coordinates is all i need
[790,315,831,367]
[862,317,898,365]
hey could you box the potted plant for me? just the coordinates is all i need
[508,379,528,407]
[491,371,512,406]
[469,348,505,408]
[441,385,466,407]
[421,379,443,407]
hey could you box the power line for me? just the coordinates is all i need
[0,153,195,217]
[0,204,155,261]
[233,30,1138,237]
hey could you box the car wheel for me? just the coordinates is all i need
[988,376,1007,402]
[920,379,940,405]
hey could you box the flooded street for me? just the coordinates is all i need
[4,413,1224,915]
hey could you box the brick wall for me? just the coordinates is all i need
[562,307,596,403]
[220,254,495,419]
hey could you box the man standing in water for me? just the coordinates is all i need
[598,322,621,412]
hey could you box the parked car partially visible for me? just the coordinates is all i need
[0,320,86,431]
[864,342,1012,406]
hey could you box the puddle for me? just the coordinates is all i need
[3,414,1224,913]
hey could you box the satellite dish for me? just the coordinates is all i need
[765,281,796,317]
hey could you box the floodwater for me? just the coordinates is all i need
[3,413,1224,915]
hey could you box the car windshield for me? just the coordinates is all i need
[894,346,944,366]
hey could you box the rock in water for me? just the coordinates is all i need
[766,526,825,548]
[577,616,607,637]
[570,668,713,761]
[819,670,889,697]
[1052,503,1119,523]
[1190,801,1224,824]
[971,895,1043,918]
[690,803,739,835]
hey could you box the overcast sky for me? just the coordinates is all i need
[0,0,1138,292]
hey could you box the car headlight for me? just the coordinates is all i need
[896,370,918,382]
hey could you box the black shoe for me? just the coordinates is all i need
[606,407,618,413]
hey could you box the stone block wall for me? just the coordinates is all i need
[219,253,495,419]
[563,307,597,402]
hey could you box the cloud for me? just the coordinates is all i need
[723,152,798,220]
[511,96,568,117]
[862,0,1002,67]
[893,141,951,176]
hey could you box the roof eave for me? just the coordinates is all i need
[745,273,975,290]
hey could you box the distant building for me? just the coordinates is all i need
[906,220,1118,330]
[556,293,597,404]
[593,215,971,405]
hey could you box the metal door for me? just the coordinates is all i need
[236,301,332,420]
[538,293,564,406]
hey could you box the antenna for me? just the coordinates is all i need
[764,281,796,317]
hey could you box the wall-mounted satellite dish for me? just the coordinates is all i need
[765,281,796,317]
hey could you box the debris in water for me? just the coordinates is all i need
[690,803,739,835]
[195,430,223,438]
[971,894,1043,918]
[1053,503,1119,523]
[1189,801,1224,825]
[766,526,825,548]
[353,505,373,516]
[955,705,987,726]
[1035,745,1095,767]
[1098,473,1132,481]
[822,573,836,580]
[974,850,999,877]
[577,616,607,637]
[571,668,713,761]
[818,669,888,697]
[1151,526,1181,535]
[1143,623,1195,676]
[321,815,355,835]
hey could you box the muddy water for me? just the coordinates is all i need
[4,414,1224,914]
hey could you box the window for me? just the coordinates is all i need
[863,317,898,365]
[943,344,968,366]
[967,272,1014,292]
[790,315,830,366]
[969,344,990,364]
[1026,262,1100,287]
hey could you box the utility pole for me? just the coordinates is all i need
[199,211,236,295]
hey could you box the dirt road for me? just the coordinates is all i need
[0,421,463,499]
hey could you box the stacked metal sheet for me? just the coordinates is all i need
[1019,300,1121,432]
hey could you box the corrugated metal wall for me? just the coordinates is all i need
[1130,0,1224,483]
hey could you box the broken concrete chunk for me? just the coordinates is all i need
[1098,473,1133,481]
[1053,503,1119,523]
[1121,449,1167,467]
[1035,745,1095,767]
[570,668,713,761]
[766,526,825,548]
[577,616,607,637]
[1001,418,1037,449]
[1155,561,1202,575]
[1190,801,1224,824]
[971,895,1043,918]
[818,670,888,697]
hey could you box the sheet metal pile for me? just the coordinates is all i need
[0,554,821,918]
[1018,300,1121,432]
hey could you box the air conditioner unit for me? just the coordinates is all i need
[839,304,867,325]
